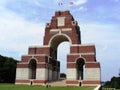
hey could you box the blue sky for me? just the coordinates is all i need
[0,0,120,81]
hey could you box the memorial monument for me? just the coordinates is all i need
[15,10,101,86]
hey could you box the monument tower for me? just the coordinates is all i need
[15,10,101,86]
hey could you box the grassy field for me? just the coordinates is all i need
[0,84,96,90]
[102,88,120,90]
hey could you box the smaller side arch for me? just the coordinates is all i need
[28,57,38,64]
[29,59,37,79]
[75,56,86,63]
[76,57,85,81]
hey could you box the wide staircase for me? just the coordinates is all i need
[50,79,66,86]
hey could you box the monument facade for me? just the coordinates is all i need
[15,10,101,86]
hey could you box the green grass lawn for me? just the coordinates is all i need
[0,84,96,90]
[102,88,120,90]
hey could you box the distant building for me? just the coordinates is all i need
[15,10,101,86]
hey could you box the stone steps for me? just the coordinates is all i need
[50,79,66,86]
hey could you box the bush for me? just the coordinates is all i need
[60,73,66,78]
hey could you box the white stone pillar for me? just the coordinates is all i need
[36,68,47,80]
[67,68,77,80]
[16,68,29,79]
[85,68,101,80]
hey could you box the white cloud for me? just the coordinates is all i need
[0,0,7,5]
[72,6,87,12]
[28,0,45,8]
[73,0,87,5]
[78,6,87,11]
[0,7,45,59]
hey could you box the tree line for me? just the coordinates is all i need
[0,55,18,83]
[103,76,120,89]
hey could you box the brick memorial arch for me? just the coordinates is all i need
[15,10,101,86]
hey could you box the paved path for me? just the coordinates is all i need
[51,79,66,86]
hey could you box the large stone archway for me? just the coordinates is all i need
[15,10,101,86]
[49,34,70,60]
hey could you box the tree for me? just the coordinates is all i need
[0,55,18,83]
[103,76,120,89]
[60,73,66,78]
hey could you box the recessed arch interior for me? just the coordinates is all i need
[58,42,70,74]
[76,58,85,80]
[29,59,37,79]
[50,34,71,49]
[49,34,71,60]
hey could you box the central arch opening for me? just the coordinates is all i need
[58,42,70,78]
[49,34,71,80]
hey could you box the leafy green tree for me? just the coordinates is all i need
[103,81,111,88]
[103,76,120,89]
[0,55,18,83]
[60,73,66,78]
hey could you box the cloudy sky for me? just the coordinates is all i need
[0,0,120,81]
